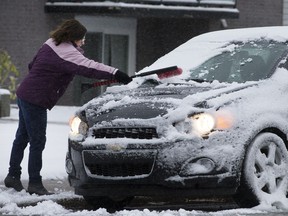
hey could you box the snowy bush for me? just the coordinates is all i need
[0,49,19,99]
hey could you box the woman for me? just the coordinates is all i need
[4,19,132,195]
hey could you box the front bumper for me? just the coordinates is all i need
[66,138,240,198]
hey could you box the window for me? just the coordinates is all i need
[73,16,136,105]
[189,40,287,83]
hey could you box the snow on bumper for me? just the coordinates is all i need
[66,135,241,197]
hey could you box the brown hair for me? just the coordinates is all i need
[50,19,87,46]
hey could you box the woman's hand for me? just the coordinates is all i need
[114,70,132,84]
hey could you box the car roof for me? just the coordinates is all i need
[191,26,288,43]
[143,26,288,77]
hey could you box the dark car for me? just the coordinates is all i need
[67,26,288,210]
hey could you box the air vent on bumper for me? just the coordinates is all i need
[83,150,157,179]
[93,127,158,139]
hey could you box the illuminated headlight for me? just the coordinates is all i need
[191,113,215,136]
[174,111,234,137]
[69,116,88,136]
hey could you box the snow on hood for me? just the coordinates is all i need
[81,80,253,121]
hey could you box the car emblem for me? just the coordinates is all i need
[107,144,125,152]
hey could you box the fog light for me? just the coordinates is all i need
[65,159,73,174]
[180,158,215,176]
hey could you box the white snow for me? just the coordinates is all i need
[45,1,239,14]
[0,88,10,95]
[2,26,288,215]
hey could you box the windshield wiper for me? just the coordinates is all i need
[187,78,211,83]
[140,79,161,87]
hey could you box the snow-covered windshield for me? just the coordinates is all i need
[187,40,287,83]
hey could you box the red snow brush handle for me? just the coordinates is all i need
[81,66,182,93]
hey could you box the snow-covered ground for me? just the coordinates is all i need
[0,105,285,215]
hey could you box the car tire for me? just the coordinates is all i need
[235,132,288,209]
[83,196,134,212]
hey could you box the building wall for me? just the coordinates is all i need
[210,0,283,30]
[0,0,74,105]
[0,1,49,77]
[0,1,73,77]
[283,0,288,25]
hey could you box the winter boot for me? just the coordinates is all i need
[4,175,24,192]
[27,182,53,195]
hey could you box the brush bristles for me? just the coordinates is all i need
[81,67,183,93]
[93,80,118,87]
[157,68,183,79]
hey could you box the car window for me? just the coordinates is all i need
[188,40,288,83]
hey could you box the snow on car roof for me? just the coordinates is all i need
[141,26,288,76]
[84,27,285,89]
[191,26,288,42]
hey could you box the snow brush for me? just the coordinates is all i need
[81,65,182,93]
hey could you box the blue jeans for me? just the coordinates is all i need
[8,98,47,183]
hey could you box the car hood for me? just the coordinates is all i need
[79,82,257,126]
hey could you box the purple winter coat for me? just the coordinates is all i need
[16,38,118,110]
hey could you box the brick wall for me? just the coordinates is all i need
[0,0,73,104]
[210,0,283,30]
[1,1,51,78]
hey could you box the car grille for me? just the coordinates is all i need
[87,162,152,177]
[93,127,158,139]
[83,150,157,178]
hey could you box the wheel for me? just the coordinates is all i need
[235,132,288,209]
[83,196,134,212]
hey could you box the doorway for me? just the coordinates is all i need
[73,16,136,105]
